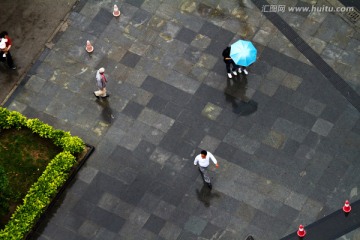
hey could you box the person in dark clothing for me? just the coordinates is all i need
[222,46,248,77]
[0,31,16,70]
[222,46,240,79]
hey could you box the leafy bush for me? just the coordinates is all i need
[0,108,10,129]
[6,112,27,130]
[0,107,85,239]
[0,166,11,216]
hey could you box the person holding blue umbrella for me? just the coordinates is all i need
[222,46,242,79]
[230,40,257,75]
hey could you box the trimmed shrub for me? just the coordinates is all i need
[0,107,85,239]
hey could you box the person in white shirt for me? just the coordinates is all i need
[194,150,219,190]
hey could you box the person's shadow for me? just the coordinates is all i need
[224,75,258,116]
[196,184,220,207]
[95,97,114,124]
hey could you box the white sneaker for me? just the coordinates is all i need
[232,71,237,76]
[227,73,232,78]
[238,68,242,73]
[243,69,248,75]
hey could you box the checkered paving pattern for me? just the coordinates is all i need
[5,0,360,239]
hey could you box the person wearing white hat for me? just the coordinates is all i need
[94,67,108,98]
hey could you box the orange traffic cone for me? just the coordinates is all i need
[297,225,306,238]
[113,5,120,17]
[86,40,94,53]
[343,200,351,213]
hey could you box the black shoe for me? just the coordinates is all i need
[207,183,212,190]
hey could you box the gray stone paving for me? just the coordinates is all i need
[3,0,360,239]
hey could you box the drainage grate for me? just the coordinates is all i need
[346,8,360,23]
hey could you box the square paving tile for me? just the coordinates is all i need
[184,216,207,235]
[159,222,182,240]
[214,142,238,160]
[153,200,176,220]
[304,98,326,117]
[131,8,152,25]
[88,207,125,232]
[143,214,166,234]
[77,220,100,238]
[198,135,221,153]
[175,27,197,44]
[201,102,222,120]
[120,51,141,68]
[93,8,113,25]
[262,130,286,149]
[311,118,334,136]
[121,100,144,119]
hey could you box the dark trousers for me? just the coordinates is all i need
[225,59,240,73]
[0,51,15,68]
[198,166,212,189]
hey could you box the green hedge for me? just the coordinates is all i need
[0,107,85,240]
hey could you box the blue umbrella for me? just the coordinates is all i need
[230,40,257,67]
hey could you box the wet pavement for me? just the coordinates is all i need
[3,0,360,239]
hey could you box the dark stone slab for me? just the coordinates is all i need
[216,108,238,127]
[251,210,290,238]
[212,59,227,76]
[85,20,106,37]
[277,204,300,224]
[143,214,166,234]
[176,27,197,44]
[125,0,145,8]
[200,222,222,238]
[141,76,192,106]
[199,21,222,38]
[60,212,85,232]
[93,8,113,26]
[273,85,295,103]
[120,51,141,68]
[133,140,156,161]
[148,180,173,198]
[163,102,183,119]
[88,172,128,199]
[122,100,144,119]
[205,39,228,57]
[131,8,151,25]
[88,206,126,232]
[177,230,198,240]
[120,179,148,205]
[214,142,238,160]
[72,199,95,218]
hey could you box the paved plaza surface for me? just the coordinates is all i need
[2,0,360,239]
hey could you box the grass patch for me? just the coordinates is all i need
[0,128,62,228]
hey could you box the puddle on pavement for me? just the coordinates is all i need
[225,77,258,116]
[197,3,226,18]
[96,98,114,124]
[196,184,220,207]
